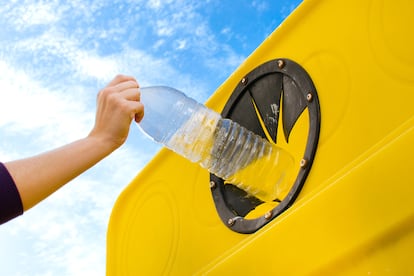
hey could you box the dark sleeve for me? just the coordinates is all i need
[0,162,23,224]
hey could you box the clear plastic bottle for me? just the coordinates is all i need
[138,86,294,201]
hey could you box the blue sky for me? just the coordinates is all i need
[0,0,301,275]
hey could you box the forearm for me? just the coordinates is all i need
[4,135,117,211]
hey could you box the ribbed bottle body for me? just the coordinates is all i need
[211,118,294,200]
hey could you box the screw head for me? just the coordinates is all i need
[277,59,285,69]
[264,211,272,220]
[241,77,248,85]
[306,93,313,102]
[227,218,235,226]
[209,181,216,189]
[300,158,308,168]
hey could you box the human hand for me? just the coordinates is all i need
[89,75,144,151]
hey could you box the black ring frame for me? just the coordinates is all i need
[209,58,321,234]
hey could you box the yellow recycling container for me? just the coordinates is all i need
[107,0,414,274]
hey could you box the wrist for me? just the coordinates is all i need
[86,131,123,156]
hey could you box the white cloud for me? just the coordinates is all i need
[156,19,175,37]
[75,54,120,81]
[252,1,269,13]
[221,27,231,35]
[0,1,63,30]
[175,39,187,50]
[0,60,92,147]
[147,0,162,9]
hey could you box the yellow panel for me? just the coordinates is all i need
[107,0,414,275]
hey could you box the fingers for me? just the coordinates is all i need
[107,75,144,121]
[107,74,137,87]
[111,76,140,101]
[134,102,145,123]
[102,75,140,100]
[120,100,144,123]
[115,79,139,91]
[119,87,140,101]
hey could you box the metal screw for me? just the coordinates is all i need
[306,92,313,102]
[264,211,272,220]
[227,218,235,226]
[277,59,285,69]
[300,158,308,168]
[209,181,216,189]
[241,77,248,85]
